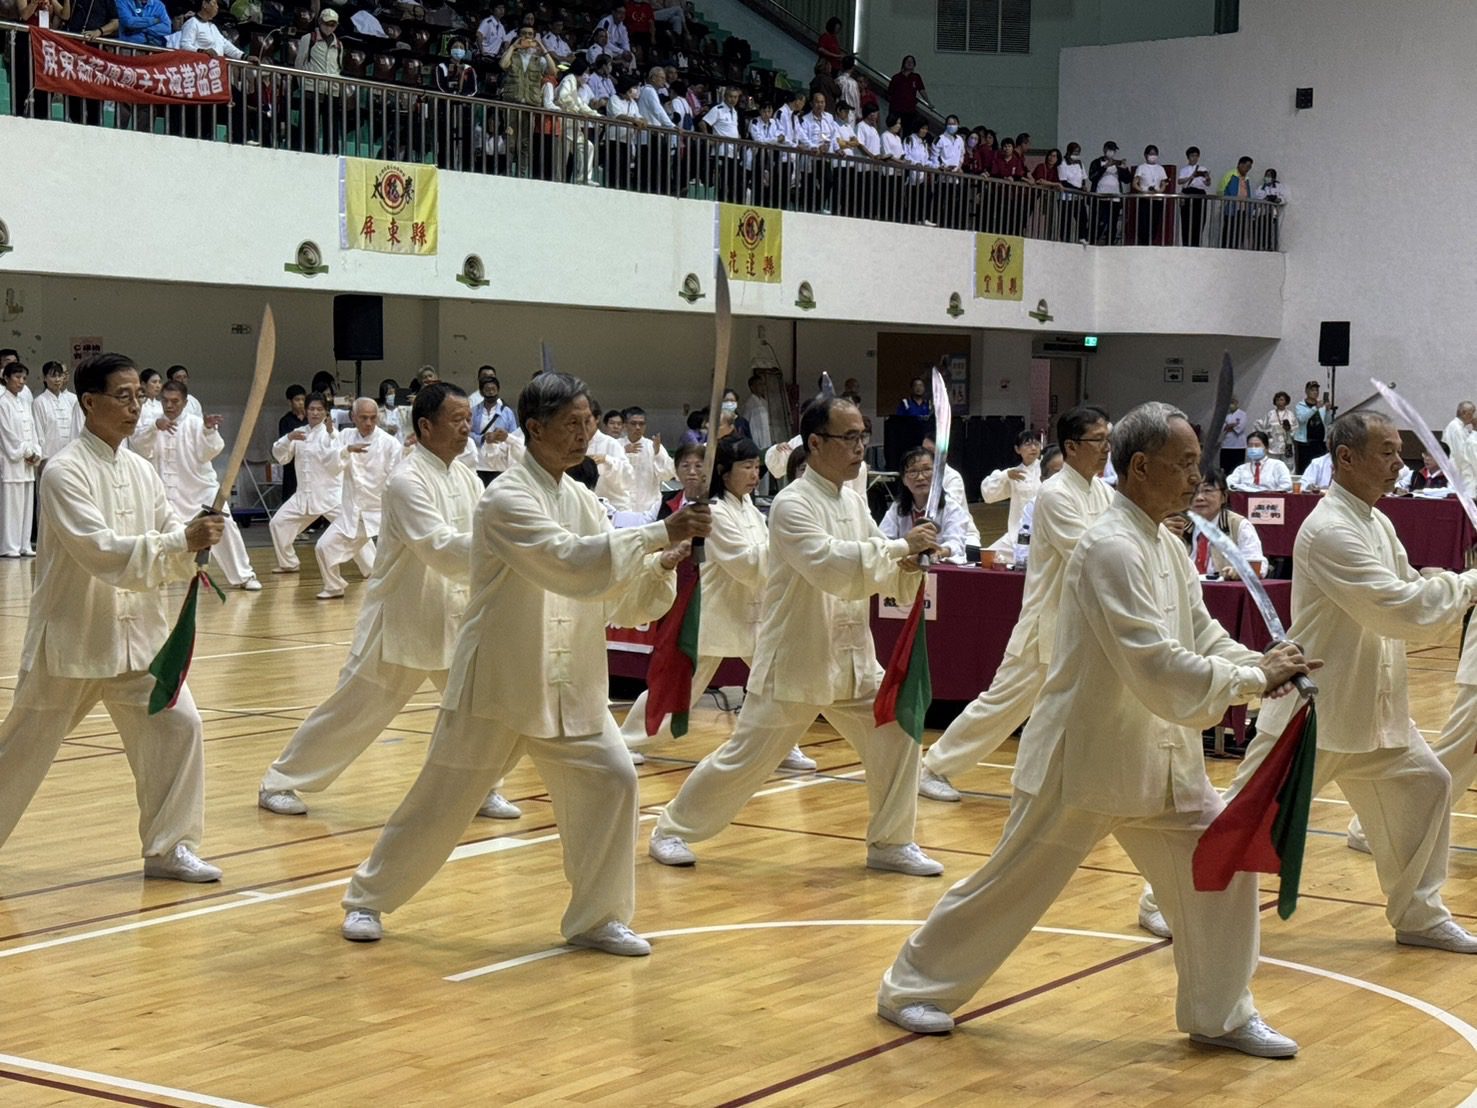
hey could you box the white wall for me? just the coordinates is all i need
[1058,0,1477,429]
[1081,334,1277,428]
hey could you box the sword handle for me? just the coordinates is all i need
[1291,673,1318,698]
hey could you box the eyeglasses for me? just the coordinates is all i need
[903,468,934,480]
[100,390,145,408]
[815,431,871,448]
[1070,434,1110,446]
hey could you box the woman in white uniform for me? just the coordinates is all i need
[0,362,40,557]
[1177,469,1265,578]
[979,431,1043,554]
[881,446,970,563]
[269,392,344,573]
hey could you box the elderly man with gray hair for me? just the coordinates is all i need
[314,397,404,600]
[878,401,1314,1058]
[340,372,711,956]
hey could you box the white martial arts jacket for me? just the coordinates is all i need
[130,414,225,518]
[764,435,869,498]
[442,456,676,738]
[1443,417,1477,492]
[1003,464,1114,665]
[348,445,482,674]
[942,464,981,547]
[742,394,771,451]
[0,388,40,483]
[701,491,767,659]
[588,428,633,494]
[748,467,919,705]
[603,436,675,515]
[1014,495,1268,817]
[336,425,403,539]
[979,458,1041,551]
[32,389,81,460]
[25,430,196,679]
[880,498,971,564]
[272,422,344,516]
[1256,481,1477,754]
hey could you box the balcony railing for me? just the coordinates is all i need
[0,22,1284,250]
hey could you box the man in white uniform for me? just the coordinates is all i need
[0,362,41,557]
[132,381,261,591]
[919,407,1114,802]
[0,353,226,882]
[587,400,633,499]
[879,401,1311,1059]
[605,406,673,516]
[314,398,402,600]
[649,395,944,877]
[165,365,203,422]
[741,374,771,452]
[1442,402,1476,492]
[977,432,1042,554]
[269,392,343,573]
[260,384,519,821]
[339,373,711,954]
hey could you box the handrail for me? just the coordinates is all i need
[0,21,1286,251]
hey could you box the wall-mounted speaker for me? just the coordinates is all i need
[333,294,384,362]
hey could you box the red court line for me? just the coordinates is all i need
[0,1068,173,1106]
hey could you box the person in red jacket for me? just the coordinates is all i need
[887,54,926,130]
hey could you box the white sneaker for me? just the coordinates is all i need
[866,842,944,876]
[316,589,345,600]
[342,908,382,942]
[143,844,223,883]
[1346,820,1371,855]
[272,566,299,574]
[258,788,308,815]
[630,750,646,766]
[778,746,817,772]
[1397,919,1477,954]
[568,920,651,956]
[649,831,696,866]
[239,577,263,592]
[1138,907,1172,939]
[476,792,522,820]
[1190,1014,1298,1058]
[918,765,960,803]
[877,1001,954,1034]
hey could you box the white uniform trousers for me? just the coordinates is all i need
[653,693,921,847]
[342,688,639,939]
[880,747,1259,1037]
[0,480,35,556]
[313,519,376,594]
[0,666,205,858]
[922,651,1046,781]
[619,654,734,749]
[269,493,334,571]
[208,511,257,586]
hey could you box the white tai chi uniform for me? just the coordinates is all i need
[263,446,482,796]
[0,430,206,859]
[941,465,981,548]
[314,425,403,594]
[881,497,971,563]
[269,422,343,570]
[881,495,1269,1037]
[131,414,257,587]
[620,490,766,747]
[1414,614,1477,824]
[603,436,675,516]
[653,467,924,851]
[923,465,1114,782]
[764,435,869,496]
[1215,482,1477,933]
[342,457,677,939]
[0,388,40,555]
[1443,416,1477,493]
[32,388,82,463]
[979,458,1040,552]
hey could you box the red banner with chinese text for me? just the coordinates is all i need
[29,28,230,105]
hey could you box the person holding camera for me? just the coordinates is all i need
[1088,140,1130,244]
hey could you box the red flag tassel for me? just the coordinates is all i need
[1192,700,1318,918]
[644,570,701,738]
[874,576,932,743]
[146,570,228,715]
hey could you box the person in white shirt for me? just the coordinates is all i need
[32,361,82,470]
[919,407,1114,803]
[747,100,785,205]
[881,402,1310,1057]
[878,113,907,220]
[1442,402,1477,493]
[540,16,575,64]
[1299,451,1334,491]
[0,353,228,884]
[583,56,616,109]
[605,76,644,190]
[0,362,41,557]
[586,401,633,495]
[1090,141,1127,244]
[594,4,633,66]
[828,101,862,215]
[260,384,520,822]
[165,365,204,422]
[880,447,970,563]
[607,406,673,516]
[636,66,677,193]
[177,0,243,59]
[313,399,402,600]
[903,120,936,226]
[795,92,838,212]
[374,378,411,444]
[932,114,966,228]
[978,432,1043,555]
[555,57,604,185]
[134,369,165,446]
[649,395,944,878]
[468,367,518,483]
[130,381,260,591]
[766,430,868,498]
[1177,469,1265,578]
[1226,431,1292,492]
[741,373,772,452]
[1219,396,1249,472]
[701,85,743,202]
[1176,144,1212,246]
[339,372,711,954]
[1130,143,1168,245]
[1256,389,1295,461]
[836,56,861,115]
[475,3,510,59]
[776,89,807,199]
[269,392,343,573]
[1056,142,1088,242]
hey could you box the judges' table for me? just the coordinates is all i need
[1230,491,1475,570]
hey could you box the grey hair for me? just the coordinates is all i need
[518,371,590,429]
[1327,410,1395,469]
[352,396,378,415]
[1459,401,1475,417]
[1109,400,1189,477]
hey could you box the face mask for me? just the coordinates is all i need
[385,392,396,407]
[967,136,978,148]
[1264,176,1274,185]
[945,124,958,135]
[1246,446,1266,462]
[1145,154,1158,164]
[721,400,738,413]
[1066,153,1078,163]
[450,47,466,60]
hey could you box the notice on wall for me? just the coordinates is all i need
[69,336,103,367]
[1246,497,1286,525]
[879,573,939,621]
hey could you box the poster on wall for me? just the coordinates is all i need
[69,336,103,368]
[974,234,1024,301]
[339,158,440,255]
[945,354,968,410]
[718,203,783,284]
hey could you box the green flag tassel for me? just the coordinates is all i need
[147,570,226,715]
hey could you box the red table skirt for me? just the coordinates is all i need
[1230,492,1474,570]
[606,625,750,686]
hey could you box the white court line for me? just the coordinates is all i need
[0,1052,264,1107]
[0,641,347,685]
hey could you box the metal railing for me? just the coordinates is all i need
[0,22,1285,250]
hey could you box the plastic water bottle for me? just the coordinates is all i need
[1013,526,1031,570]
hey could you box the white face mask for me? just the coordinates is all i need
[385,392,396,408]
[945,124,958,135]
[1146,154,1158,164]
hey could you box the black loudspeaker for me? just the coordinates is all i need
[1318,320,1350,367]
[333,294,384,362]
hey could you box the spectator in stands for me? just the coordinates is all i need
[887,54,926,131]
[992,133,1026,180]
[836,55,861,115]
[903,118,935,226]
[1131,143,1168,245]
[810,60,841,111]
[434,36,478,167]
[746,97,783,204]
[896,375,930,418]
[1220,154,1254,247]
[878,112,906,219]
[796,91,838,213]
[1292,379,1329,471]
[503,25,553,175]
[651,0,686,40]
[1226,430,1292,492]
[702,84,743,202]
[1089,140,1128,244]
[586,25,611,64]
[1254,168,1285,250]
[68,0,118,39]
[882,447,969,563]
[179,0,242,58]
[294,7,344,154]
[540,14,575,64]
[584,54,616,109]
[476,2,509,59]
[816,15,844,70]
[636,66,678,193]
[595,3,635,68]
[117,0,171,45]
[1218,395,1249,472]
[1053,142,1086,241]
[606,75,644,190]
[1177,145,1211,247]
[556,57,602,186]
[1257,390,1294,462]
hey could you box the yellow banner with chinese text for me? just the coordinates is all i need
[719,203,782,284]
[974,234,1024,301]
[340,158,439,255]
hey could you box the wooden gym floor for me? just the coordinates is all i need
[2,533,1477,1107]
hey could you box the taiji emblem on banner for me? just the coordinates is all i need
[974,233,1024,301]
[1246,497,1285,525]
[718,203,783,283]
[340,157,439,256]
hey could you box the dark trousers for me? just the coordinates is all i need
[1179,188,1206,246]
[1294,441,1325,472]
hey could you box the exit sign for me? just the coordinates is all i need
[1083,335,1099,348]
